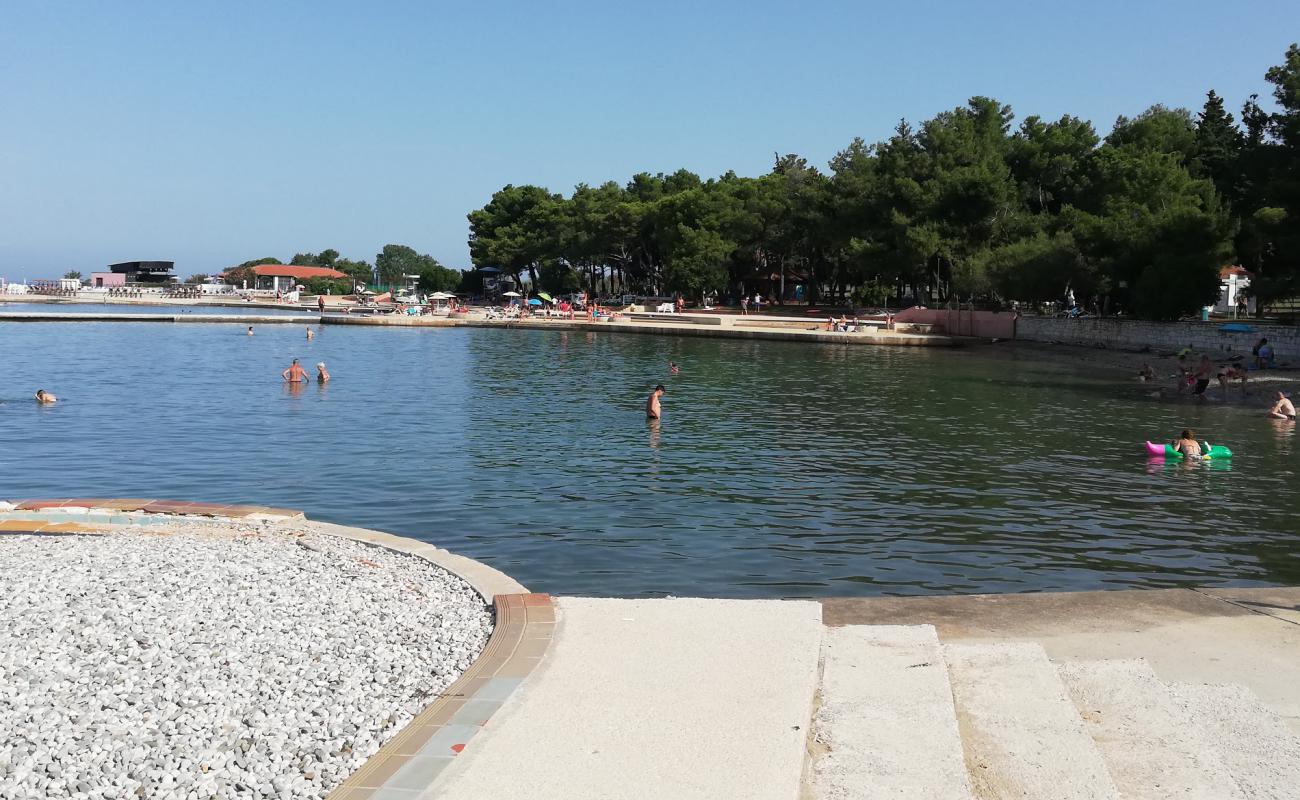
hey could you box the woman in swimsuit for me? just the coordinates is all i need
[1172,429,1202,459]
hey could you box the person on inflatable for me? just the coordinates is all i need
[1172,429,1202,459]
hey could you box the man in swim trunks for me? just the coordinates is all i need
[1267,392,1296,420]
[1193,355,1213,397]
[282,359,308,383]
[646,384,665,419]
[34,389,57,404]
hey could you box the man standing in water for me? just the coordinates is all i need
[282,359,308,383]
[646,384,665,419]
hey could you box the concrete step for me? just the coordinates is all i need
[943,642,1120,800]
[1165,681,1300,800]
[1058,659,1244,800]
[810,624,973,800]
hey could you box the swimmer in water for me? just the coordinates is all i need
[646,384,665,419]
[34,389,57,404]
[669,362,679,374]
[281,359,308,383]
[316,362,330,383]
[1172,429,1202,459]
[306,328,314,340]
[247,326,254,336]
[1267,391,1296,420]
[1137,363,1156,381]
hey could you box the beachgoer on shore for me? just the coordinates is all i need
[1267,392,1296,420]
[318,295,326,313]
[282,359,308,383]
[740,296,749,315]
[646,384,665,419]
[34,389,57,404]
[1254,338,1275,369]
[1193,355,1213,398]
[1173,429,1202,459]
[1217,364,1247,395]
[316,362,330,383]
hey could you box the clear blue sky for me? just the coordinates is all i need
[1,0,1295,278]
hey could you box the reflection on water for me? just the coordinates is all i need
[1,322,1298,597]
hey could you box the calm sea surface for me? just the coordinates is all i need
[1,320,1296,597]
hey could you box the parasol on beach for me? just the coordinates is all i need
[537,292,554,302]
[528,298,543,306]
[503,291,522,297]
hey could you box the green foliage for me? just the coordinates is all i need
[459,44,1300,320]
[224,266,257,288]
[290,249,339,267]
[236,257,280,269]
[63,271,82,280]
[184,274,209,284]
[303,277,350,295]
[334,259,373,287]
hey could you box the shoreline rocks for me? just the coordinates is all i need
[0,524,493,799]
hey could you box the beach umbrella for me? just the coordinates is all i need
[503,291,522,297]
[429,291,455,299]
[537,292,554,302]
[528,298,543,306]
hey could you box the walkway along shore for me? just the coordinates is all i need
[0,310,958,347]
[5,502,1298,799]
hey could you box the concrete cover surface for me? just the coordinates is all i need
[822,588,1300,734]
[944,642,1120,800]
[1165,681,1300,800]
[1058,659,1243,799]
[810,625,973,800]
[431,597,823,800]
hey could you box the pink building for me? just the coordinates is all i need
[90,272,126,287]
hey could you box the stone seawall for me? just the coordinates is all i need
[1016,316,1300,357]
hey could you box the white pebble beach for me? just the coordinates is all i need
[0,523,493,799]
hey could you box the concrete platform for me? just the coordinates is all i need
[821,588,1300,734]
[429,597,824,800]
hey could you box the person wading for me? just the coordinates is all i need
[646,384,665,419]
[282,359,308,383]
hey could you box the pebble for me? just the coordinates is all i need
[0,523,493,799]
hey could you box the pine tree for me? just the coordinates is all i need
[1192,90,1244,205]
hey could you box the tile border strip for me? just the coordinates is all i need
[326,592,555,799]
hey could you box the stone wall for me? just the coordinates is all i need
[1015,316,1300,358]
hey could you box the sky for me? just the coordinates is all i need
[1,0,1296,279]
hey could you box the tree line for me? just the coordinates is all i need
[467,44,1300,320]
[220,245,463,295]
